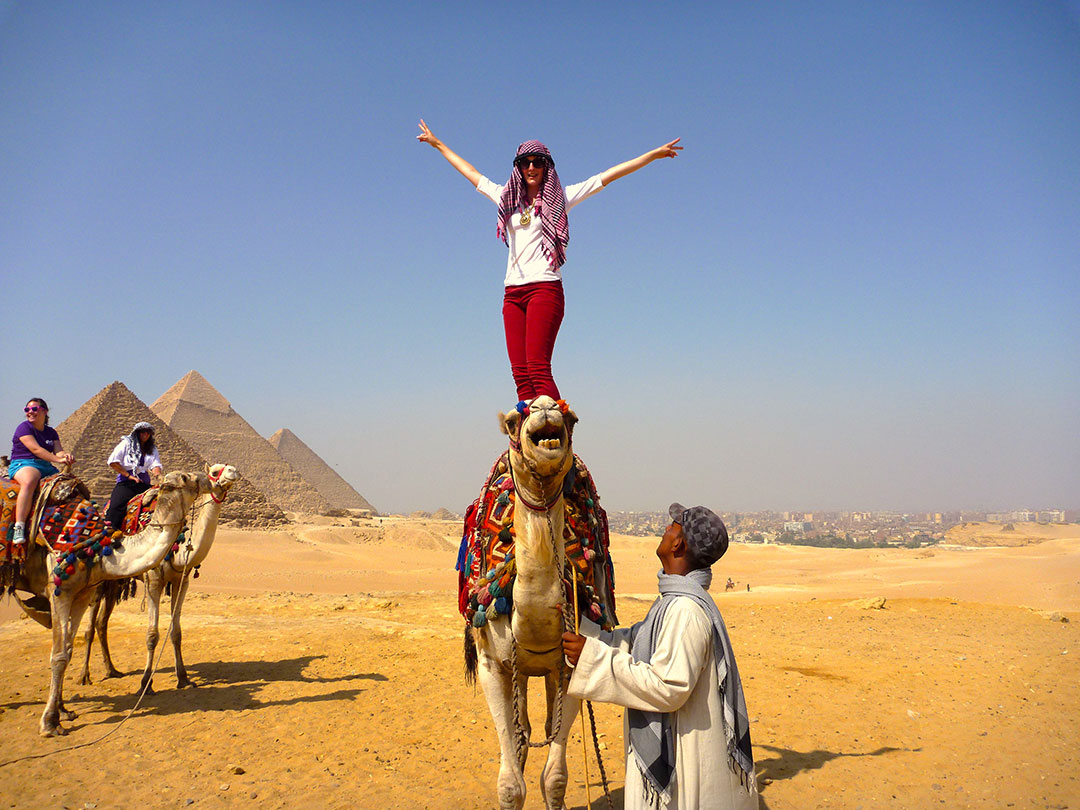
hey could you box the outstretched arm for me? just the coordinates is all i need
[600,138,682,187]
[416,119,483,188]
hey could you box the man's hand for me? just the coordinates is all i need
[562,631,586,666]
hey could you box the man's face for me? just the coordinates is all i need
[656,521,685,572]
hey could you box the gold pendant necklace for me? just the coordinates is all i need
[519,199,533,226]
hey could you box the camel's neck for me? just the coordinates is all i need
[510,456,565,513]
[171,492,224,569]
[93,491,190,582]
[513,500,565,579]
[510,499,567,650]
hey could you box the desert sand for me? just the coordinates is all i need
[1,517,1078,809]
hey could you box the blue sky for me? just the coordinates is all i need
[2,1,1078,514]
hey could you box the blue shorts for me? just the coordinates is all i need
[7,458,59,479]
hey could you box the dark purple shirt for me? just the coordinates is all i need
[11,421,59,461]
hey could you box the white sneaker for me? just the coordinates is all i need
[12,525,25,545]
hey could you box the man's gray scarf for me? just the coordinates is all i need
[627,568,755,805]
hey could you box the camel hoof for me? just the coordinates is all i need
[103,669,123,680]
[59,708,77,721]
[140,683,156,697]
[78,675,92,686]
[177,679,196,689]
[40,724,68,738]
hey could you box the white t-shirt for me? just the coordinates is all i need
[108,437,163,477]
[476,173,605,286]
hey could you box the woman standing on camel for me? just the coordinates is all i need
[417,120,682,404]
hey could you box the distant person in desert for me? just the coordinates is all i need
[562,503,758,810]
[8,397,74,545]
[416,120,682,404]
[105,421,163,531]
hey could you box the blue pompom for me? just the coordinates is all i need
[494,596,510,614]
[101,546,113,556]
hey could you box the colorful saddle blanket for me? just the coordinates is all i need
[39,498,114,554]
[457,452,617,631]
[107,487,160,535]
[1,477,22,583]
[2,473,90,563]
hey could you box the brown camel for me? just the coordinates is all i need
[466,395,584,810]
[13,469,219,736]
[77,464,240,694]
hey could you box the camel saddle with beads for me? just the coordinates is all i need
[2,474,92,582]
[457,452,617,631]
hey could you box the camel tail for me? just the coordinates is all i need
[463,624,477,686]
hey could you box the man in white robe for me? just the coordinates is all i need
[563,503,759,810]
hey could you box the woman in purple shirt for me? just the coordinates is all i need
[8,397,74,545]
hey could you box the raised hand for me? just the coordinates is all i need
[652,138,683,160]
[416,118,441,148]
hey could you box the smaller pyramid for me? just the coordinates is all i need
[56,382,287,527]
[269,428,377,514]
[151,372,332,515]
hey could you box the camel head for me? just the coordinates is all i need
[499,395,578,480]
[206,463,240,499]
[159,470,204,495]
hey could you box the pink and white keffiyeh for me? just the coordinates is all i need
[496,140,569,268]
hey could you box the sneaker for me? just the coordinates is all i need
[12,525,25,545]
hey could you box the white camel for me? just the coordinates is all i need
[466,395,583,810]
[13,469,219,736]
[77,464,240,694]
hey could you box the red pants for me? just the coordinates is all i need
[502,281,564,402]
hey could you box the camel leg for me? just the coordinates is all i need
[140,569,165,696]
[477,651,528,810]
[96,584,122,679]
[516,672,533,771]
[77,587,103,686]
[540,671,580,810]
[169,573,194,688]
[40,588,94,737]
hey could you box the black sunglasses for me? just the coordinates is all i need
[515,156,548,169]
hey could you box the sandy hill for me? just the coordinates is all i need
[151,371,331,515]
[945,521,1080,547]
[268,428,377,514]
[55,381,287,527]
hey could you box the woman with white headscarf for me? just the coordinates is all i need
[104,421,163,531]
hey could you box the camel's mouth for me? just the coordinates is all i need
[527,423,565,452]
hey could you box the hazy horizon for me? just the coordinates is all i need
[3,2,1077,514]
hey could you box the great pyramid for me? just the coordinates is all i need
[268,428,377,514]
[151,371,331,515]
[55,382,287,527]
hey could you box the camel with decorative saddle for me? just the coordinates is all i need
[78,463,240,696]
[1,465,233,736]
[458,396,617,810]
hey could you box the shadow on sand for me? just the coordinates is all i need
[570,785,624,809]
[60,654,387,730]
[755,742,917,787]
